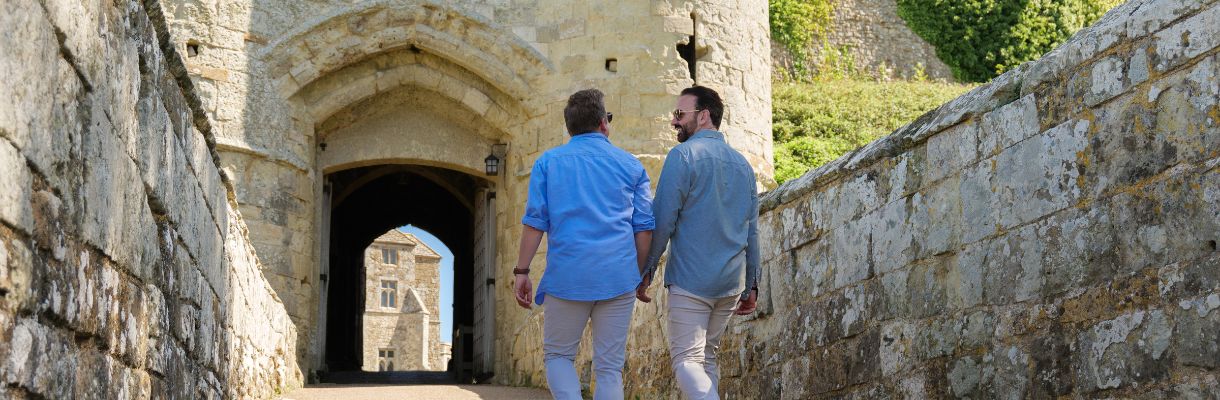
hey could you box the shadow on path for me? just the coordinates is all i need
[318,371,457,385]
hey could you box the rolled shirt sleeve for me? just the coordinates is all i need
[631,168,656,232]
[521,159,550,231]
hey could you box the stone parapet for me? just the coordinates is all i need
[714,0,1220,397]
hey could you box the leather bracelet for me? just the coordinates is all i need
[512,267,530,275]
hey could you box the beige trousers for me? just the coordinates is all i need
[543,292,636,400]
[667,286,738,400]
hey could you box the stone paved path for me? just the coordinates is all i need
[278,371,551,400]
[280,384,551,400]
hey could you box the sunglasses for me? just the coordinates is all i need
[672,109,701,119]
[606,112,613,123]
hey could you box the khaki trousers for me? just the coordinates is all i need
[667,286,738,400]
[543,292,635,400]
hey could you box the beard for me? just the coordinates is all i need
[674,119,697,143]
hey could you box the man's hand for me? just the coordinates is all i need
[636,275,652,303]
[514,274,533,309]
[734,289,757,315]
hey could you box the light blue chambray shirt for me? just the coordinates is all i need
[522,132,655,305]
[644,129,760,300]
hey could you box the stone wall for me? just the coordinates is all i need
[772,0,954,80]
[0,0,301,398]
[711,0,1220,398]
[155,0,772,382]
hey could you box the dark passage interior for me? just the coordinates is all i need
[322,164,484,379]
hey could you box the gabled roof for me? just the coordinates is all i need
[372,229,416,245]
[403,233,441,259]
[371,229,442,260]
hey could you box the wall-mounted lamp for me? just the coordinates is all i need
[485,143,508,176]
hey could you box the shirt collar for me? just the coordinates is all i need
[571,132,610,143]
[691,129,724,141]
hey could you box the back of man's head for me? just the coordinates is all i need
[564,89,606,135]
[679,86,725,129]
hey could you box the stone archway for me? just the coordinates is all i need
[320,163,488,377]
[242,1,549,379]
[299,48,520,381]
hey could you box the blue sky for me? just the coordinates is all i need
[398,225,453,344]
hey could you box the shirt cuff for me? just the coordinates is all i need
[521,216,549,231]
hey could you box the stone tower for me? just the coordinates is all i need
[360,230,445,372]
[158,0,773,382]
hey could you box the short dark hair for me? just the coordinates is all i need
[680,85,724,128]
[564,89,606,135]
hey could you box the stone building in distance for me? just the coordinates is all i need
[362,230,450,372]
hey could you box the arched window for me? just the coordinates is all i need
[378,349,396,371]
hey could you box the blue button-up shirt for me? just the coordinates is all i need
[644,129,760,300]
[522,132,655,304]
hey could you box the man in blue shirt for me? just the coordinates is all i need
[640,86,760,400]
[512,89,655,400]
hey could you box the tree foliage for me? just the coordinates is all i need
[896,0,1120,82]
[769,0,835,74]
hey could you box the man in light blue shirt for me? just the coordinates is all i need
[513,89,655,400]
[640,86,760,400]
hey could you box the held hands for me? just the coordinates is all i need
[734,289,757,315]
[513,273,533,309]
[636,275,652,303]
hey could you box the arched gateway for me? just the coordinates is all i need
[167,0,771,384]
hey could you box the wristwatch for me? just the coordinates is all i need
[512,267,530,275]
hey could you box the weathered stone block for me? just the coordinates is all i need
[1125,0,1220,39]
[917,177,962,258]
[907,256,955,318]
[1028,322,1075,398]
[957,161,995,246]
[869,198,919,275]
[1074,309,1173,392]
[879,320,915,376]
[1151,4,1220,72]
[878,267,910,320]
[979,346,1031,400]
[1086,56,1128,106]
[1159,253,1220,301]
[979,94,1039,157]
[828,218,872,290]
[0,140,33,234]
[781,194,826,251]
[911,317,959,362]
[3,319,77,399]
[993,119,1089,230]
[79,116,162,279]
[925,121,978,184]
[1034,207,1120,299]
[1174,296,1220,369]
[828,173,885,228]
[767,251,802,312]
[980,225,1046,305]
[947,241,985,310]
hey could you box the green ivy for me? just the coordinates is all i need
[769,0,835,75]
[896,0,1119,82]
